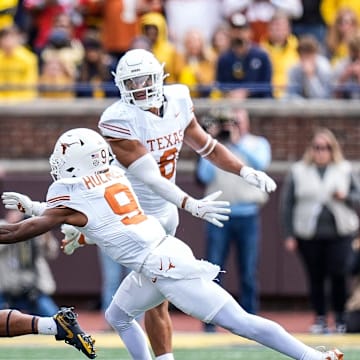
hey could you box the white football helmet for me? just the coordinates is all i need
[49,128,110,180]
[113,49,167,110]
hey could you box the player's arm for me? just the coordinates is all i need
[0,207,85,244]
[106,137,148,167]
[0,194,93,254]
[184,117,277,193]
[107,137,230,227]
[184,117,244,174]
[1,192,47,216]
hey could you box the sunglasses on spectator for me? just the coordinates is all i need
[312,144,331,151]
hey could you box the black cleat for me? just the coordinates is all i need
[54,307,96,359]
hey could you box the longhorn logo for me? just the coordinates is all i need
[61,142,78,155]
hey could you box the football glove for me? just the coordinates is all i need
[1,192,46,216]
[184,191,230,228]
[240,166,277,193]
[61,224,85,255]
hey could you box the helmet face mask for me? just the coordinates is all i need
[50,128,110,180]
[113,49,166,110]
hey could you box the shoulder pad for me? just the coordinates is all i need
[46,181,71,207]
[100,100,137,124]
[164,84,191,100]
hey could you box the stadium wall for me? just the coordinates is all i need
[0,99,359,309]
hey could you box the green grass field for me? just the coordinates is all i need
[1,333,359,359]
[1,346,360,360]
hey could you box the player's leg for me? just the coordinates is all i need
[106,271,166,360]
[0,308,96,359]
[106,303,153,360]
[159,278,343,360]
[144,301,174,360]
[212,298,341,360]
[0,309,38,336]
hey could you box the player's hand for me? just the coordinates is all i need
[61,224,84,255]
[184,191,231,227]
[1,192,38,216]
[240,166,277,193]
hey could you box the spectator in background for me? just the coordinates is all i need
[321,0,360,29]
[38,55,75,98]
[280,127,360,334]
[140,11,184,83]
[260,11,299,98]
[0,25,38,100]
[285,35,332,99]
[197,108,271,332]
[76,31,117,98]
[0,0,19,30]
[23,0,66,55]
[178,29,216,98]
[292,0,326,47]
[14,0,31,34]
[325,8,359,65]
[333,32,360,100]
[164,0,223,52]
[41,13,84,80]
[136,0,164,16]
[99,0,140,61]
[0,210,59,317]
[211,24,231,58]
[214,12,273,99]
[345,237,360,333]
[223,0,303,44]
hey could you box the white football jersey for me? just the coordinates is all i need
[98,84,194,231]
[46,166,166,273]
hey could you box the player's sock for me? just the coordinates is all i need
[37,318,57,335]
[155,353,175,360]
[119,320,152,359]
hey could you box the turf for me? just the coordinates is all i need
[1,332,360,359]
[0,345,360,360]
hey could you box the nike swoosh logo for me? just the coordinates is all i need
[57,317,74,339]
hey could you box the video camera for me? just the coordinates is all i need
[201,110,234,143]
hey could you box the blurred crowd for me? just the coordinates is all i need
[0,0,360,100]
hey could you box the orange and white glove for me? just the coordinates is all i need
[61,224,86,255]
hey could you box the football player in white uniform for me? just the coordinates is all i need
[98,48,277,359]
[0,128,343,360]
[1,49,277,360]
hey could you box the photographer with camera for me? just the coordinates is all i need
[197,108,272,332]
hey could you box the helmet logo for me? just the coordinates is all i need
[61,141,79,155]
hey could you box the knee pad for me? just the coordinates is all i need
[105,302,134,332]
